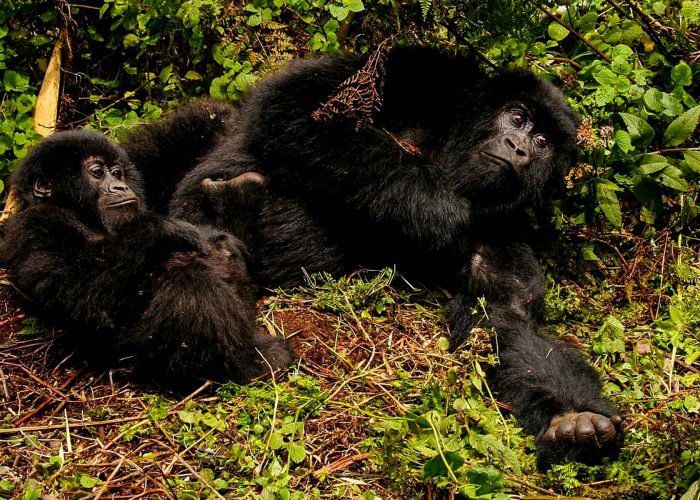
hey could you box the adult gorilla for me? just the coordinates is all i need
[124,46,622,468]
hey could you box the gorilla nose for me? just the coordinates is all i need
[502,134,527,157]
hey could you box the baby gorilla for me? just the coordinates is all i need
[0,130,292,387]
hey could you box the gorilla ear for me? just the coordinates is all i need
[33,179,52,199]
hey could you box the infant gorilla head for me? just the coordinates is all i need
[1,130,292,388]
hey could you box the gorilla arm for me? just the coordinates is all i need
[0,206,206,331]
[449,242,623,469]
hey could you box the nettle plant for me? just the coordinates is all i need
[543,1,700,232]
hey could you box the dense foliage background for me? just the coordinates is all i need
[0,0,699,498]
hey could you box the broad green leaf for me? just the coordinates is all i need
[423,451,465,478]
[548,22,570,41]
[329,4,349,20]
[3,70,29,92]
[663,105,700,146]
[79,475,100,489]
[644,88,664,112]
[639,162,667,175]
[596,179,623,228]
[681,151,700,174]
[671,61,693,86]
[658,166,689,191]
[184,70,202,80]
[575,11,598,32]
[269,432,285,450]
[596,86,617,106]
[612,57,632,75]
[593,67,617,86]
[345,0,364,12]
[681,1,700,22]
[619,112,654,147]
[288,442,306,463]
[614,129,633,153]
[611,44,633,59]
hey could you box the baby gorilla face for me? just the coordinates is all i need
[83,157,144,231]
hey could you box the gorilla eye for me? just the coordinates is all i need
[89,165,105,179]
[110,167,124,180]
[534,134,550,148]
[511,111,527,128]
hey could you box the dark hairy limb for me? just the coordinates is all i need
[449,243,623,469]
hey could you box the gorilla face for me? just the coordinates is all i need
[14,130,147,230]
[443,72,578,215]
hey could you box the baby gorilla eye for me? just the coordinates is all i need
[534,134,550,148]
[89,164,105,179]
[110,166,124,180]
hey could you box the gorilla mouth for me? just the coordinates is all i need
[480,151,514,171]
[107,199,138,208]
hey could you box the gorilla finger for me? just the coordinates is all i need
[201,178,223,194]
[574,414,597,443]
[591,414,618,443]
[231,171,268,188]
[541,425,558,444]
[555,420,576,441]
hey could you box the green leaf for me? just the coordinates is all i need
[671,61,693,86]
[79,475,100,489]
[681,1,700,23]
[614,129,633,153]
[184,70,203,81]
[685,394,699,413]
[548,22,569,41]
[288,442,306,463]
[619,112,655,147]
[269,432,285,450]
[644,88,664,112]
[329,4,349,20]
[247,14,262,26]
[423,451,465,478]
[663,105,700,146]
[575,12,598,32]
[596,179,623,228]
[593,67,616,86]
[682,151,700,174]
[345,0,364,12]
[658,166,689,191]
[3,70,29,92]
[178,410,197,424]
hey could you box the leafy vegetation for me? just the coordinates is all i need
[0,0,699,498]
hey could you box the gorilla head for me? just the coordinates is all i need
[12,130,147,231]
[443,71,579,215]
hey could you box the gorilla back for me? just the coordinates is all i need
[0,130,292,387]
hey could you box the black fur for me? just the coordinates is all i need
[0,130,292,387]
[124,46,622,467]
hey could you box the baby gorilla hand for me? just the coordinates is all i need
[538,411,623,469]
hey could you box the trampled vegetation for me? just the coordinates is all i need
[1,0,699,498]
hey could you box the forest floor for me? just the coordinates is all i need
[0,243,699,500]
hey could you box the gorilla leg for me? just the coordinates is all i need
[450,243,622,469]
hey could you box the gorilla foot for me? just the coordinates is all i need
[537,411,623,469]
[202,172,267,200]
